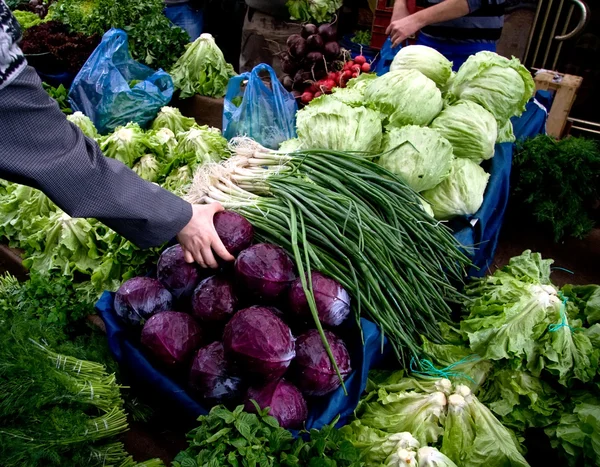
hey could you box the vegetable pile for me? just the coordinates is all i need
[285,46,535,221]
[510,134,600,241]
[286,0,342,24]
[0,107,229,295]
[48,0,189,70]
[187,139,471,362]
[170,33,236,99]
[342,373,528,466]
[172,405,359,466]
[0,274,163,467]
[20,20,100,74]
[280,23,344,100]
[115,213,357,429]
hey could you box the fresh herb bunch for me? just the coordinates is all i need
[173,404,360,467]
[43,82,73,114]
[511,135,600,241]
[351,30,371,45]
[49,0,189,70]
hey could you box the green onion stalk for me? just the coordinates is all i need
[187,138,471,365]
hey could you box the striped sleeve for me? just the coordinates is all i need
[0,0,26,91]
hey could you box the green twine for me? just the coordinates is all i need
[410,355,481,383]
[549,291,574,332]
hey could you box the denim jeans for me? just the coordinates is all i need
[164,3,204,41]
[416,33,497,71]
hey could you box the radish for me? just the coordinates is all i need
[351,65,361,74]
[354,55,366,65]
[328,72,337,81]
[361,62,371,73]
[314,91,323,98]
[352,72,359,78]
[342,70,352,80]
[301,92,313,104]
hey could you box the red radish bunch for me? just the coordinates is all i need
[296,55,372,105]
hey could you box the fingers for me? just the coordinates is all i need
[210,202,225,214]
[182,248,195,264]
[212,236,235,262]
[201,246,219,269]
[385,23,392,35]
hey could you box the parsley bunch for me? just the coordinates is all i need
[511,135,600,241]
[173,404,360,467]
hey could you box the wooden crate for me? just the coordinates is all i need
[534,70,583,139]
[172,94,225,130]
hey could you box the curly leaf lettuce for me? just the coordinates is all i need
[170,33,236,99]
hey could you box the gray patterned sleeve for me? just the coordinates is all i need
[0,66,193,249]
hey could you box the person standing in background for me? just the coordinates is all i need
[164,0,205,41]
[240,0,301,76]
[387,0,505,70]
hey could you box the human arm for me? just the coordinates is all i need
[391,0,410,21]
[386,0,471,46]
[0,66,233,267]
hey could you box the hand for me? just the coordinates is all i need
[177,203,235,268]
[386,15,422,47]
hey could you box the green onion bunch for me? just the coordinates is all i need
[187,138,471,363]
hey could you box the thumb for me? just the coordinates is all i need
[210,202,225,214]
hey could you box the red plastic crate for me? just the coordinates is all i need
[370,0,419,49]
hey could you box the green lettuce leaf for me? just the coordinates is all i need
[151,106,197,136]
[170,33,236,99]
[477,368,563,431]
[99,122,148,167]
[357,388,447,445]
[546,393,600,466]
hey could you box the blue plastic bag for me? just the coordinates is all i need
[96,291,389,430]
[223,63,297,149]
[374,37,405,76]
[69,29,174,135]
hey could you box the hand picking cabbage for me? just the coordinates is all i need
[364,69,443,128]
[378,126,454,192]
[422,158,490,220]
[430,101,497,163]
[296,97,382,153]
[447,51,535,125]
[390,45,453,89]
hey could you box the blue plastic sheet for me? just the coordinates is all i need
[374,37,403,76]
[69,29,174,134]
[451,91,550,276]
[97,291,389,428]
[223,63,297,149]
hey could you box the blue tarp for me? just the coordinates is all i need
[452,91,550,276]
[97,291,389,429]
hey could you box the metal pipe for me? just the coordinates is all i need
[552,4,575,70]
[569,125,600,136]
[568,118,600,128]
[555,0,589,41]
[524,0,545,66]
[532,0,555,68]
[543,0,565,68]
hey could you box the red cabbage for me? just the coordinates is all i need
[141,311,203,367]
[288,271,351,327]
[114,277,173,326]
[191,275,238,323]
[223,306,295,380]
[234,243,296,303]
[189,342,244,403]
[294,329,352,396]
[157,245,202,300]
[213,211,254,257]
[244,379,308,429]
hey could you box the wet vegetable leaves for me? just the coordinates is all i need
[173,405,360,467]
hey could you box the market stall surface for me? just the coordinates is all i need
[118,226,600,464]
